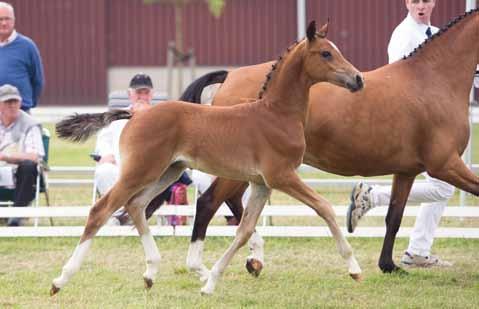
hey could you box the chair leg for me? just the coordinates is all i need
[44,189,54,226]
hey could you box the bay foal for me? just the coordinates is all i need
[52,21,364,295]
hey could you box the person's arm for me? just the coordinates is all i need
[29,41,45,107]
[0,126,44,164]
[95,127,116,164]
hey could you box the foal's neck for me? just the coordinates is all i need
[262,42,312,124]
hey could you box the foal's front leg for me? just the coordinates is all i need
[272,171,362,280]
[201,183,271,295]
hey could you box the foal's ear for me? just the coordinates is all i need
[317,19,329,38]
[306,20,316,42]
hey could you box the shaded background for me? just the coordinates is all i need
[6,0,470,105]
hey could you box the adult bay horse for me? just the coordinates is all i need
[51,21,364,296]
[185,9,479,277]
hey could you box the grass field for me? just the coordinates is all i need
[0,237,478,308]
[1,124,479,307]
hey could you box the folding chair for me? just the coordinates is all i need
[0,127,52,226]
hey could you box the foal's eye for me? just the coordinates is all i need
[321,51,332,59]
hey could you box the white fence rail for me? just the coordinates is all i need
[46,164,479,188]
[0,205,478,238]
[1,165,477,237]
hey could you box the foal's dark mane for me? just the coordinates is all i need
[404,8,479,60]
[258,40,300,99]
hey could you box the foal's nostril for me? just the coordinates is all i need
[356,75,364,89]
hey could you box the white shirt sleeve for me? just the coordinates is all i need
[23,126,45,158]
[95,126,114,157]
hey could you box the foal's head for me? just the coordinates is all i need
[304,21,364,92]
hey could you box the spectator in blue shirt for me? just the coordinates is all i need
[0,2,44,112]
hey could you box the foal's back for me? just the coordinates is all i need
[120,100,305,182]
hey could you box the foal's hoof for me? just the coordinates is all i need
[349,273,362,282]
[144,277,154,290]
[245,258,263,277]
[50,284,60,296]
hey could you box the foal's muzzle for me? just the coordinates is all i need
[346,74,364,93]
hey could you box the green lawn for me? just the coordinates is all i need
[0,237,478,308]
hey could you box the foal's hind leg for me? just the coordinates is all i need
[51,181,138,295]
[225,186,265,277]
[201,183,271,295]
[127,163,187,289]
[187,178,248,281]
[270,171,362,280]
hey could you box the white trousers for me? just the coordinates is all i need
[370,173,455,256]
[94,163,119,196]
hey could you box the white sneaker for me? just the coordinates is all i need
[346,182,373,233]
[400,251,453,268]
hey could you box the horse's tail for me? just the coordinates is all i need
[179,70,228,103]
[56,110,132,143]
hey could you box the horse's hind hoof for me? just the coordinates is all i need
[245,258,263,277]
[50,284,60,296]
[144,277,153,290]
[349,273,362,282]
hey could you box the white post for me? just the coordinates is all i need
[297,0,306,40]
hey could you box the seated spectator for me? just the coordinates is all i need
[94,73,192,225]
[0,84,44,226]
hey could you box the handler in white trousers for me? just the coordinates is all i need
[346,0,477,267]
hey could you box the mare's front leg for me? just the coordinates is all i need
[378,174,415,273]
[271,171,362,280]
[50,182,135,295]
[201,183,271,295]
[187,177,248,281]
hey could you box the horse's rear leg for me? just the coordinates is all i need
[201,183,271,295]
[187,177,248,281]
[378,174,415,273]
[128,164,187,289]
[271,172,362,280]
[51,183,135,295]
[429,154,479,195]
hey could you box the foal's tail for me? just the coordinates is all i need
[179,70,228,103]
[56,110,132,143]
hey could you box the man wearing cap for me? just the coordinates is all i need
[0,2,44,112]
[94,73,191,225]
[0,84,44,226]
